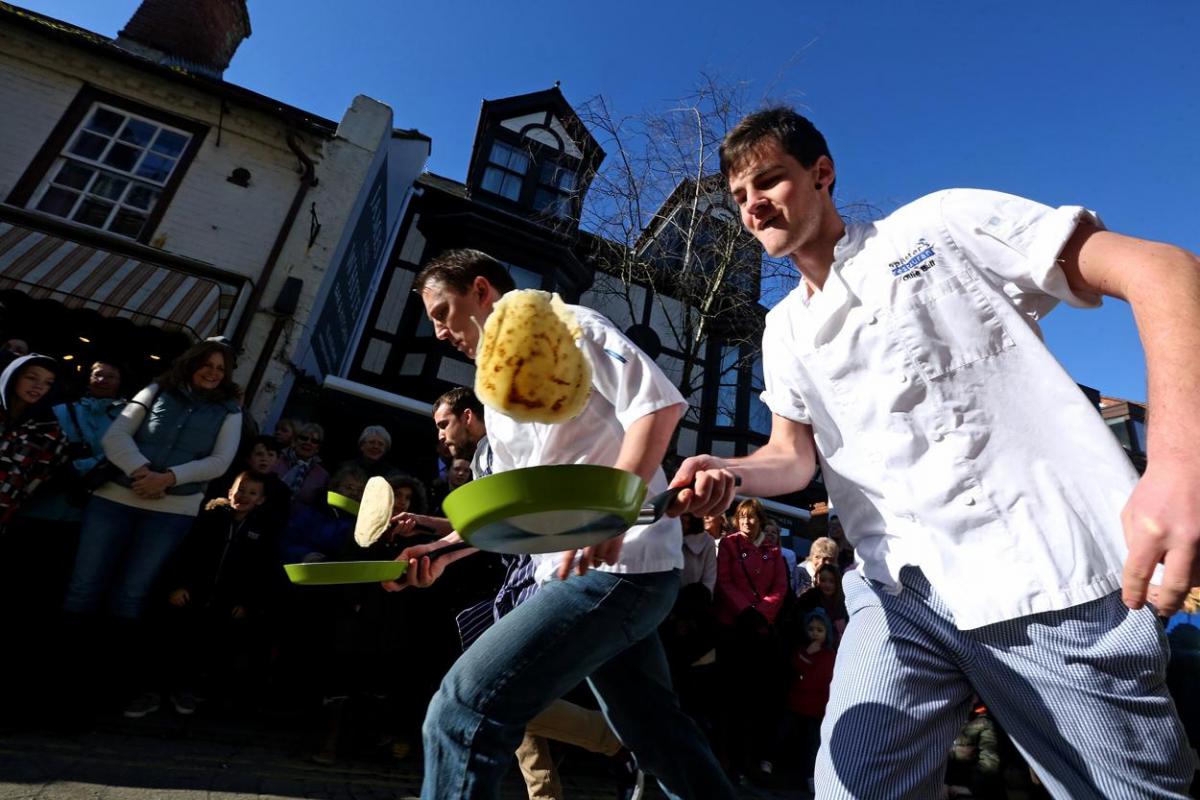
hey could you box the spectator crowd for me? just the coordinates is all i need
[0,338,1194,799]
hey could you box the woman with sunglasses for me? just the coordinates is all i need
[271,422,330,509]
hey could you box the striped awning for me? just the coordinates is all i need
[0,221,240,339]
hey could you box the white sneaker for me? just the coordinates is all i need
[123,692,160,719]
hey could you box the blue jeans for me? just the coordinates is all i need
[62,496,195,619]
[422,569,735,800]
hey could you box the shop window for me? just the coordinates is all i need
[28,103,193,240]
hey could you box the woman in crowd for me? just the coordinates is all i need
[794,535,839,594]
[703,513,727,544]
[61,340,242,717]
[354,425,397,478]
[714,498,789,628]
[713,498,790,784]
[273,421,329,508]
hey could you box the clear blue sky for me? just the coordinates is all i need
[21,0,1200,402]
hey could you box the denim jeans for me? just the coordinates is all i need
[62,496,195,619]
[421,568,736,800]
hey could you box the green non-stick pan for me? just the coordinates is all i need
[442,464,737,555]
[284,542,472,585]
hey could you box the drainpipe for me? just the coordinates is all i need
[237,131,318,405]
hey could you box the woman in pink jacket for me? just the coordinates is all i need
[714,498,789,627]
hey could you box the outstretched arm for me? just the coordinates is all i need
[1059,223,1200,615]
[667,413,819,519]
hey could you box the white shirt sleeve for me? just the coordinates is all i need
[938,188,1105,314]
[170,411,242,486]
[575,310,685,429]
[759,307,813,424]
[100,384,157,475]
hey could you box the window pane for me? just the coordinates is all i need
[499,173,522,201]
[119,118,157,147]
[54,161,94,190]
[36,186,79,217]
[483,167,521,201]
[135,152,175,183]
[490,142,528,174]
[533,189,569,217]
[152,129,189,157]
[69,131,108,160]
[540,162,576,191]
[109,208,147,238]
[102,143,140,172]
[125,184,160,210]
[91,173,129,201]
[481,166,503,195]
[73,198,114,228]
[85,107,124,136]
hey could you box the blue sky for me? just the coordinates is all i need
[21,1,1199,402]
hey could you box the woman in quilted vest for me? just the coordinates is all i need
[61,340,243,717]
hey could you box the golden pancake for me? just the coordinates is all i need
[475,290,592,423]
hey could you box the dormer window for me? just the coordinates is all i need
[476,129,580,220]
[466,90,603,227]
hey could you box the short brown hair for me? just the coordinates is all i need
[434,386,484,419]
[733,498,768,530]
[720,107,835,196]
[414,248,516,296]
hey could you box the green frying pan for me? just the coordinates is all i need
[442,464,734,555]
[284,542,472,585]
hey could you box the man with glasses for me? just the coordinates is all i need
[272,422,329,508]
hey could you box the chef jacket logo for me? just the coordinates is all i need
[889,239,936,281]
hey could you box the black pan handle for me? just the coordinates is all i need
[426,540,473,562]
[637,475,742,525]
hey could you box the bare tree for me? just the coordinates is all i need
[574,78,771,429]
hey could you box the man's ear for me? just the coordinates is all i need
[813,155,836,193]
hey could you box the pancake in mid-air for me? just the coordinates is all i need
[475,290,591,424]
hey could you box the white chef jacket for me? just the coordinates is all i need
[760,189,1137,629]
[485,305,687,585]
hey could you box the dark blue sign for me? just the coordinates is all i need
[312,157,388,376]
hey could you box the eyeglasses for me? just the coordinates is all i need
[296,435,322,444]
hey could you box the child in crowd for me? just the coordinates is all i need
[273,418,295,449]
[786,608,837,796]
[126,471,275,717]
[795,563,848,643]
[207,434,291,534]
[278,463,365,564]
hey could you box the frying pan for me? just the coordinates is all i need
[284,542,472,585]
[442,464,737,555]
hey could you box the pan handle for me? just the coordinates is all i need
[426,540,474,562]
[637,475,742,525]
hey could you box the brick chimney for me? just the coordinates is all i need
[116,0,251,79]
